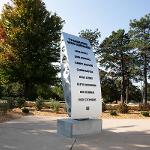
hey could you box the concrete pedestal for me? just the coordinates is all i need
[57,119,102,138]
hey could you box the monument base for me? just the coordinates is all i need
[57,118,102,138]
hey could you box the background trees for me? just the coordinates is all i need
[0,0,149,104]
[0,0,64,100]
[99,29,133,103]
[129,14,150,103]
[79,28,101,52]
[78,26,148,104]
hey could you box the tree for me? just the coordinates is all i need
[99,29,133,103]
[100,70,120,103]
[148,83,150,101]
[129,14,150,103]
[0,0,64,99]
[79,28,101,52]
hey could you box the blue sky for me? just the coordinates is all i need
[0,0,150,41]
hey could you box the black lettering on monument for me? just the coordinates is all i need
[80,91,94,94]
[84,63,93,67]
[81,57,91,61]
[67,38,91,49]
[75,55,80,59]
[75,50,88,55]
[77,68,93,73]
[79,76,93,80]
[78,98,96,101]
[77,82,96,87]
[86,76,93,80]
[79,76,85,79]
[75,61,83,65]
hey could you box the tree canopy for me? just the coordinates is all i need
[129,13,150,103]
[79,28,101,52]
[99,29,133,103]
[0,0,64,99]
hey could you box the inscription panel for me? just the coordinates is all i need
[61,32,102,119]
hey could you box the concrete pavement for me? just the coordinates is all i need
[0,116,150,150]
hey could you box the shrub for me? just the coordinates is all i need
[21,107,29,114]
[53,101,61,113]
[0,101,8,115]
[48,100,61,113]
[102,102,106,112]
[139,103,150,111]
[16,97,25,108]
[141,111,149,117]
[7,99,16,109]
[118,103,128,114]
[110,110,117,116]
[63,104,67,112]
[35,97,44,111]
[2,97,16,109]
[47,99,55,109]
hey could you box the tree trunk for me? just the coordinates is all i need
[24,81,37,100]
[121,54,126,103]
[143,54,147,103]
[126,78,129,104]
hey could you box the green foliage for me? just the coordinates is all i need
[0,85,3,98]
[2,97,16,109]
[101,70,120,103]
[35,97,44,111]
[110,110,117,116]
[99,29,134,103]
[139,103,150,111]
[48,99,61,113]
[63,104,67,112]
[79,28,101,52]
[118,103,128,114]
[0,101,8,115]
[15,97,25,108]
[102,102,106,112]
[129,14,150,103]
[141,111,149,117]
[21,107,29,114]
[127,84,142,103]
[8,99,16,109]
[53,101,61,113]
[0,0,64,99]
[50,85,64,101]
[1,83,23,98]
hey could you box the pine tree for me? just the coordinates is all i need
[99,29,133,103]
[129,14,150,103]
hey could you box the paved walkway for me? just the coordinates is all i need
[0,116,150,150]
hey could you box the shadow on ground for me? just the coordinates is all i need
[0,116,150,150]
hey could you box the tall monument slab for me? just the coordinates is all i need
[58,32,102,137]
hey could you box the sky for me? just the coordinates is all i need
[0,0,150,42]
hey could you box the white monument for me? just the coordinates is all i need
[57,32,102,137]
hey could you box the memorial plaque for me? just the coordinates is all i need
[61,32,102,119]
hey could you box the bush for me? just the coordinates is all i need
[7,98,16,109]
[110,110,117,116]
[21,107,29,114]
[63,104,67,112]
[35,97,44,111]
[102,102,106,112]
[2,97,16,109]
[48,100,61,113]
[139,103,150,111]
[0,101,8,115]
[141,111,149,117]
[118,103,128,114]
[53,101,61,113]
[16,97,25,108]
